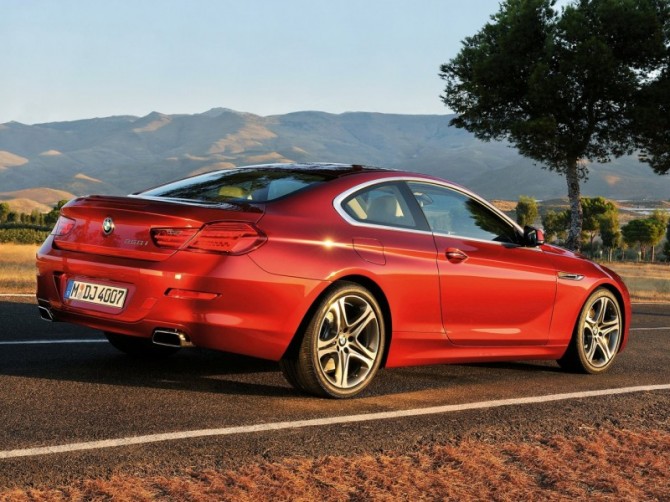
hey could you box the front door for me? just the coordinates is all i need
[408,182,557,346]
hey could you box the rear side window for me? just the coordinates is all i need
[342,183,418,229]
[139,168,329,203]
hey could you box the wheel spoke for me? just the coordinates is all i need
[317,337,338,359]
[595,298,608,324]
[331,299,347,333]
[584,336,597,362]
[349,305,376,338]
[585,310,598,328]
[335,350,350,388]
[596,336,613,363]
[600,323,620,337]
[349,340,376,367]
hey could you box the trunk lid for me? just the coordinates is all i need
[54,195,264,262]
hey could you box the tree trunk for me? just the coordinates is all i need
[565,159,582,251]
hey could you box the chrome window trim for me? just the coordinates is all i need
[333,176,532,249]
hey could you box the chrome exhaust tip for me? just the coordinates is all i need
[37,299,54,322]
[152,329,194,348]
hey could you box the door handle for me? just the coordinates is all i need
[446,248,468,263]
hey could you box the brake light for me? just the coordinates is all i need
[187,222,266,255]
[151,228,198,249]
[52,216,76,237]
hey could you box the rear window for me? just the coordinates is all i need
[138,168,330,203]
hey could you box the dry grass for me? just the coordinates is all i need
[0,244,38,293]
[1,428,668,501]
[603,262,670,302]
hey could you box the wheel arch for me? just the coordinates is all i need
[281,274,393,367]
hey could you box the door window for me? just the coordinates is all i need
[408,182,519,244]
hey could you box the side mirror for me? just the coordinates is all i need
[523,226,545,247]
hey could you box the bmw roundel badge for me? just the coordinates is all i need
[102,217,115,236]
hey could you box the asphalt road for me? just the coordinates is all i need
[0,297,668,488]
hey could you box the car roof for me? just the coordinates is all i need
[235,162,394,178]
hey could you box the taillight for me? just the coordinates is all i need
[187,222,266,255]
[52,216,76,237]
[151,228,198,249]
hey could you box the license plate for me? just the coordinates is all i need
[65,280,128,309]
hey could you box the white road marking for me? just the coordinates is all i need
[0,383,668,460]
[630,327,670,331]
[0,339,107,345]
[0,294,33,297]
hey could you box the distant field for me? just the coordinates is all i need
[1,244,668,302]
[604,262,670,302]
[0,243,38,294]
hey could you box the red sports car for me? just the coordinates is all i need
[36,163,631,398]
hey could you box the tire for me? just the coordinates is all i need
[279,358,306,392]
[557,289,623,374]
[281,282,386,398]
[105,332,180,358]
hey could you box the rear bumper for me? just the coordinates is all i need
[36,237,327,360]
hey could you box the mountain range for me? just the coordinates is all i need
[1,108,668,212]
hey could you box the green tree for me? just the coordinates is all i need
[581,196,617,253]
[598,210,621,261]
[440,0,670,251]
[542,209,570,243]
[648,210,669,262]
[0,202,9,223]
[516,195,539,227]
[45,199,70,227]
[635,65,670,174]
[663,223,670,261]
[622,218,664,261]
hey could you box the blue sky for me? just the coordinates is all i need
[2,0,567,124]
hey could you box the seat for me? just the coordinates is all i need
[367,195,401,225]
[217,186,247,199]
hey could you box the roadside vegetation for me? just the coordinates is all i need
[1,427,668,501]
[516,196,670,264]
[0,201,64,245]
[605,262,670,303]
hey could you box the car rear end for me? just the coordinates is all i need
[35,165,344,360]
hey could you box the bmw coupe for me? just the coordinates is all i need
[36,163,631,398]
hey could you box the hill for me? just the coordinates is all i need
[1,108,668,206]
[0,188,76,214]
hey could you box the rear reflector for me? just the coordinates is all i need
[151,228,198,249]
[52,216,76,237]
[187,222,266,255]
[165,289,219,300]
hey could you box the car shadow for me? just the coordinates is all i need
[3,343,297,397]
[1,300,300,397]
[1,300,572,400]
[463,360,563,373]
